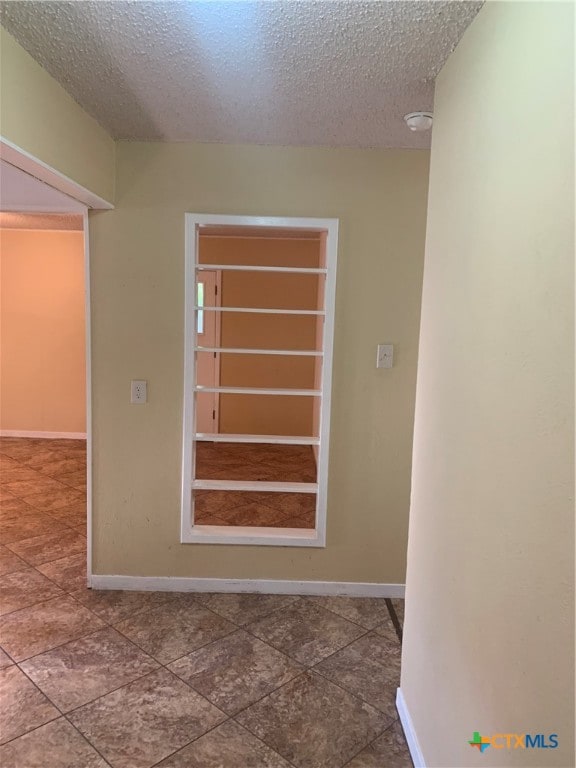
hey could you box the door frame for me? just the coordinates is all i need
[1,137,114,587]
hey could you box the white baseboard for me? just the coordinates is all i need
[89,574,406,598]
[396,688,427,768]
[0,430,87,440]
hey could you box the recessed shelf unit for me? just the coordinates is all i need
[181,213,339,548]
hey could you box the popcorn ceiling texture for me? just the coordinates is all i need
[0,0,482,148]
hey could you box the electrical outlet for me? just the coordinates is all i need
[376,344,394,369]
[130,380,147,404]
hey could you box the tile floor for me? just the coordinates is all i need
[195,442,317,528]
[0,437,412,768]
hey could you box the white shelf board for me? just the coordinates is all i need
[192,479,318,493]
[195,386,321,396]
[194,306,324,316]
[195,433,320,445]
[196,264,327,274]
[195,347,323,357]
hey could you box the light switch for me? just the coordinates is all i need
[376,344,394,369]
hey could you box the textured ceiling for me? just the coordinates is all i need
[0,0,482,148]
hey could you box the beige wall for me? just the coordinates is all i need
[0,28,115,203]
[0,229,86,433]
[401,3,574,767]
[201,235,320,435]
[90,142,429,582]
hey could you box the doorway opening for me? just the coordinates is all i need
[0,158,92,583]
[181,215,338,547]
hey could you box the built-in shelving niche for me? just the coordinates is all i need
[181,215,338,547]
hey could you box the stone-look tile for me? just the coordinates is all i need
[0,466,44,484]
[222,501,290,527]
[20,487,85,512]
[70,588,170,624]
[51,512,87,531]
[0,494,40,515]
[0,544,28,576]
[37,552,87,592]
[373,617,403,645]
[1,511,69,545]
[0,495,39,517]
[115,600,235,664]
[0,647,14,668]
[0,441,44,460]
[199,592,301,625]
[2,476,71,498]
[307,596,392,629]
[247,599,365,666]
[315,632,401,720]
[270,512,316,528]
[0,665,59,744]
[6,529,86,566]
[346,720,413,767]
[237,671,387,768]
[20,448,70,469]
[169,629,302,714]
[69,668,226,768]
[21,627,160,712]
[0,568,63,615]
[48,501,86,523]
[390,598,405,627]
[0,718,110,768]
[46,438,86,452]
[57,470,87,490]
[73,523,88,536]
[35,457,85,478]
[0,487,17,502]
[0,595,105,661]
[156,720,291,767]
[194,513,230,525]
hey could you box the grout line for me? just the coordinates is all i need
[341,717,411,767]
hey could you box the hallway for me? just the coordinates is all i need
[0,437,410,767]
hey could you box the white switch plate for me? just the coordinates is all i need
[376,344,394,369]
[131,380,147,404]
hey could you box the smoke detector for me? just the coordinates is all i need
[404,112,433,132]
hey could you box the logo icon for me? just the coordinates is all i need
[469,732,491,753]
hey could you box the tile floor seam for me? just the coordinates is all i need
[62,713,115,767]
[1,606,107,665]
[29,558,86,594]
[109,599,240,665]
[198,593,303,627]
[311,662,400,721]
[1,659,67,748]
[228,668,310,723]
[239,602,371,668]
[65,666,232,767]
[300,596,388,632]
[4,531,85,559]
[341,716,403,767]
[226,678,306,768]
[145,717,236,768]
[230,669,393,768]
[0,581,67,619]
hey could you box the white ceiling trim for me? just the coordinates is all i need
[0,137,113,210]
